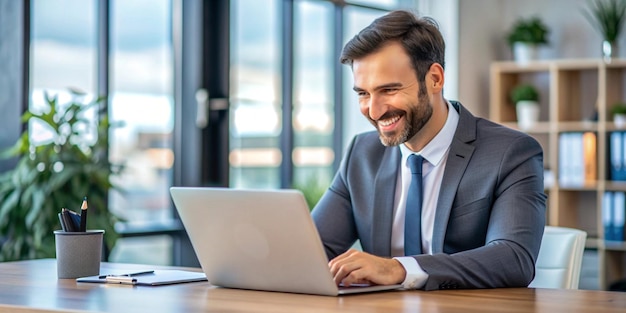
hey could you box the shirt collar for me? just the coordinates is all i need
[400,100,459,167]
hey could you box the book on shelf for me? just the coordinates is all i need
[583,132,596,182]
[558,132,596,186]
[603,191,625,241]
[609,131,626,181]
[604,191,614,240]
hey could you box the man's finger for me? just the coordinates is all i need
[330,258,361,285]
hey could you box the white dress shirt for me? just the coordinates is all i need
[391,101,459,289]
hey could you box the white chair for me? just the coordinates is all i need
[528,226,587,289]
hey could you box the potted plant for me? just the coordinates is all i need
[583,0,626,62]
[293,173,328,211]
[506,16,550,64]
[611,102,626,127]
[0,90,122,261]
[510,83,540,130]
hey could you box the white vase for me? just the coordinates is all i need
[513,42,538,64]
[516,100,540,130]
[603,40,618,63]
[615,113,626,128]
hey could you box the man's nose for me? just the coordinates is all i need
[367,95,387,121]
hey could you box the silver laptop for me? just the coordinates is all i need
[169,187,402,296]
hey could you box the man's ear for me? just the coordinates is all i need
[426,63,444,93]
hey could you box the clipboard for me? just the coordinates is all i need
[77,270,207,286]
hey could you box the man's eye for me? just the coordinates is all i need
[357,92,368,97]
[383,88,397,93]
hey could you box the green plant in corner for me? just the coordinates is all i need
[510,84,540,104]
[293,173,329,211]
[0,90,123,261]
[583,0,626,43]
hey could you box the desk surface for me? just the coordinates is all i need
[0,259,625,313]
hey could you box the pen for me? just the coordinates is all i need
[80,197,88,232]
[98,270,155,279]
[61,208,77,232]
[58,212,67,231]
[67,209,81,230]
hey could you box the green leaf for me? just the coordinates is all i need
[0,189,20,222]
[46,166,79,192]
[583,0,626,42]
[25,187,46,228]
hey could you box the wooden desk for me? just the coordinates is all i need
[0,259,625,313]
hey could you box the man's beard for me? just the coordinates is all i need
[373,87,432,147]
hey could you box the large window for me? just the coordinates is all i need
[109,0,174,224]
[107,0,174,265]
[30,0,175,265]
[229,0,414,197]
[30,0,96,95]
[229,0,281,189]
[293,0,335,191]
[26,0,418,266]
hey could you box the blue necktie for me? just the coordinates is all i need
[404,154,424,256]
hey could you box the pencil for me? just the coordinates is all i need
[80,197,88,232]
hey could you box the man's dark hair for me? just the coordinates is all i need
[340,10,445,83]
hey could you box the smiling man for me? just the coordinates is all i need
[311,10,547,291]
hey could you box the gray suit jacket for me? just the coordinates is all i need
[311,101,547,290]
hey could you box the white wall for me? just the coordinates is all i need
[458,0,612,117]
[426,0,459,101]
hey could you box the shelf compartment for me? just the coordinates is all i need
[549,190,598,238]
[554,68,599,123]
[490,64,550,125]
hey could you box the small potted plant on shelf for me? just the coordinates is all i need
[583,0,626,62]
[611,102,626,127]
[506,16,550,64]
[510,83,540,130]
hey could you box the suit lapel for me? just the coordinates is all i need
[371,147,400,257]
[431,102,476,253]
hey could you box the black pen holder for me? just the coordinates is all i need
[54,230,104,279]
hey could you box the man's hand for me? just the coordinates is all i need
[328,249,406,286]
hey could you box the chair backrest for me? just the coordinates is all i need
[528,226,587,289]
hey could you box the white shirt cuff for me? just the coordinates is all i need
[394,256,428,289]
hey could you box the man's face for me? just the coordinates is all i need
[352,41,432,147]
